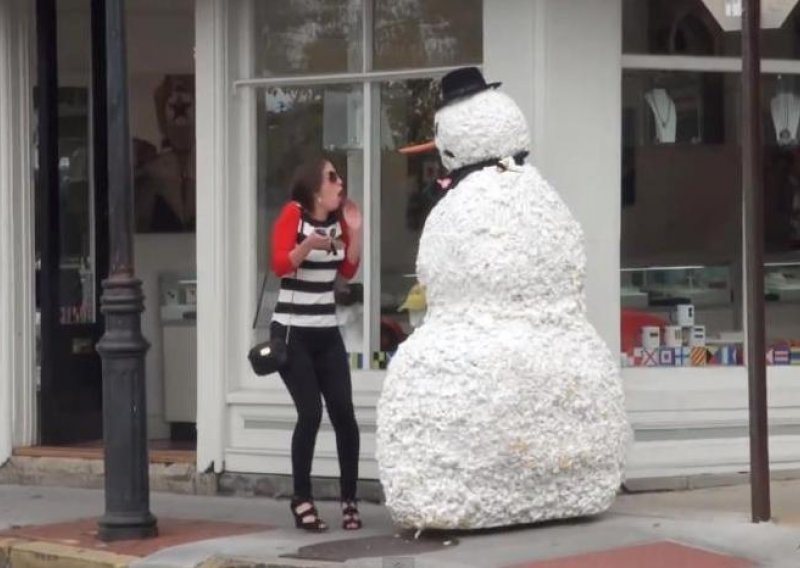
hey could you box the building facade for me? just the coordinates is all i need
[3,0,800,486]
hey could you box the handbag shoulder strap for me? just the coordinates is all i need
[252,205,305,330]
[252,270,270,330]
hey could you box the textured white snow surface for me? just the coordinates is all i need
[434,89,529,171]
[375,163,631,530]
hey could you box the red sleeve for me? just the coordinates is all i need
[338,215,360,279]
[270,202,301,277]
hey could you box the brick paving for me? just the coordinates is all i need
[0,517,273,558]
[506,541,754,568]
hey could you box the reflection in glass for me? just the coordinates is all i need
[254,0,362,76]
[373,0,482,70]
[621,69,800,366]
[58,88,94,325]
[242,0,485,369]
[377,79,443,358]
[761,74,800,354]
[623,0,800,59]
[622,71,740,266]
[33,87,95,326]
[620,70,743,367]
[132,74,196,234]
[255,84,365,365]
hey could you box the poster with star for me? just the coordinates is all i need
[133,74,196,233]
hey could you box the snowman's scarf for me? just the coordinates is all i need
[436,150,529,192]
[413,151,529,220]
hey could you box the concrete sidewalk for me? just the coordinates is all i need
[1,481,800,567]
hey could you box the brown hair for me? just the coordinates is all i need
[289,154,335,212]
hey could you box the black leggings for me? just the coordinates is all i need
[275,324,360,501]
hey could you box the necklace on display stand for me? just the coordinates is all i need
[645,88,677,144]
[653,98,672,130]
[772,91,800,146]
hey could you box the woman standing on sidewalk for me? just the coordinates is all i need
[270,155,363,532]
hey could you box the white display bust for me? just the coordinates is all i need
[771,91,800,146]
[644,88,677,144]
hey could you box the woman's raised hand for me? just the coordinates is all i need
[342,199,362,231]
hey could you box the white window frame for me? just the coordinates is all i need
[231,0,481,374]
[195,0,484,473]
[623,54,800,74]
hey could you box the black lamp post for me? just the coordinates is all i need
[96,0,158,541]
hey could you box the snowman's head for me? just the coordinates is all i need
[434,88,530,172]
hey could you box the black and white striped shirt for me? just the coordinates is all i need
[270,202,358,328]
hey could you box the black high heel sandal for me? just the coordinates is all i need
[341,499,362,530]
[290,498,328,532]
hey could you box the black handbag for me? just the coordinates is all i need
[248,269,290,376]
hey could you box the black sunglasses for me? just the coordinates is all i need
[327,170,341,183]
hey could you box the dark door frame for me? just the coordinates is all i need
[91,0,110,343]
[36,0,61,445]
[36,0,109,445]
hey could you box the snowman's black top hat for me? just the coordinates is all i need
[439,66,501,108]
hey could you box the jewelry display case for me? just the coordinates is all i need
[621,264,733,309]
[765,261,800,302]
[621,260,800,367]
[620,264,740,367]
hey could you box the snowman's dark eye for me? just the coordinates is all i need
[444,149,455,158]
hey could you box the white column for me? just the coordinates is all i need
[539,0,622,355]
[0,0,36,461]
[485,0,623,355]
[195,0,230,473]
[482,0,539,155]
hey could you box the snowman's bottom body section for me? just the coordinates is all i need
[375,314,630,530]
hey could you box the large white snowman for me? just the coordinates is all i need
[375,68,631,530]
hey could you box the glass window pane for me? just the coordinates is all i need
[255,84,366,367]
[620,70,743,368]
[623,0,800,59]
[373,0,482,70]
[375,78,442,365]
[621,71,800,366]
[254,0,363,76]
[763,74,800,360]
[133,74,196,233]
[33,88,96,327]
[56,87,94,325]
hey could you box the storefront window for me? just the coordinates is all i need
[34,92,95,324]
[376,79,442,358]
[621,61,800,367]
[255,84,366,361]
[761,73,800,362]
[623,0,800,59]
[620,70,744,367]
[240,0,482,370]
[254,0,363,76]
[56,88,95,325]
[373,0,482,70]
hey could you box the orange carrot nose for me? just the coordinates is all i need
[398,140,437,155]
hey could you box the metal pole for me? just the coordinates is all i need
[96,0,158,541]
[742,0,771,523]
